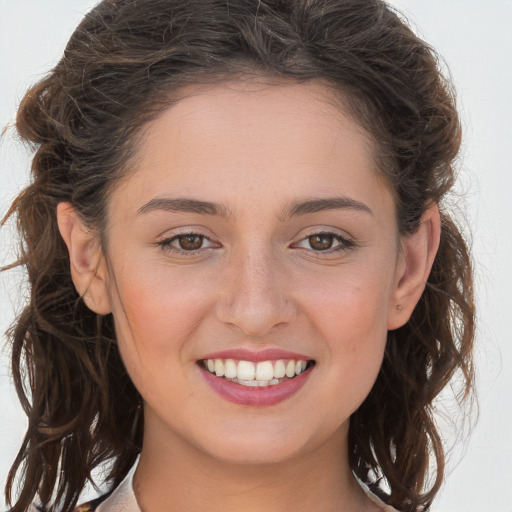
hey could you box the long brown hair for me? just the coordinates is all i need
[2,1,475,511]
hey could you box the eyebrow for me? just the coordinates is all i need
[282,197,373,219]
[137,198,229,217]
[137,196,372,219]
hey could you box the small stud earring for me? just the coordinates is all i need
[396,304,403,311]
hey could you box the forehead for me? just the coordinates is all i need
[140,79,374,162]
[109,79,394,220]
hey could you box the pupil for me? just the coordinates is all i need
[179,235,203,250]
[310,234,333,251]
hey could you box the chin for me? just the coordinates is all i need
[203,439,305,467]
[191,420,316,467]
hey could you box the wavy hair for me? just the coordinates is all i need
[3,1,474,511]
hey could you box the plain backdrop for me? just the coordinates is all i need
[1,1,511,510]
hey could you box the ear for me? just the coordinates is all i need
[387,203,441,330]
[57,202,112,315]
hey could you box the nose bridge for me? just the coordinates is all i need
[217,243,294,336]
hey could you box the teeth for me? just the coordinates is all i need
[224,359,237,379]
[255,361,274,381]
[238,379,259,387]
[204,358,311,384]
[285,360,296,378]
[233,378,281,387]
[214,359,224,377]
[274,360,286,378]
[295,360,307,375]
[237,360,255,381]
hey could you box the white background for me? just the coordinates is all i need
[1,1,511,510]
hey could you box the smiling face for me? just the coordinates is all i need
[61,80,421,469]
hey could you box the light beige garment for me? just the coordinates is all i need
[96,458,400,512]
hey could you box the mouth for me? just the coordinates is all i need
[197,354,316,406]
[199,358,315,387]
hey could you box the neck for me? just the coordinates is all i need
[133,418,373,512]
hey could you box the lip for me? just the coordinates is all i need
[198,362,314,407]
[199,348,312,363]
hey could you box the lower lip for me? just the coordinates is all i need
[199,366,313,406]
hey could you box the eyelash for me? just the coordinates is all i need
[293,231,356,254]
[156,230,357,255]
[156,232,219,255]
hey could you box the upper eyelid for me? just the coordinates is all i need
[155,227,356,245]
[158,232,217,244]
[156,226,216,240]
[294,226,355,241]
[156,234,220,255]
[293,233,354,246]
[291,229,358,251]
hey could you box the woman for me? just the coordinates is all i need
[2,0,475,511]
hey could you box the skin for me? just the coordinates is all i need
[58,80,440,512]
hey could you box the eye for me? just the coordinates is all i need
[294,231,355,252]
[157,232,219,253]
[307,234,337,251]
[175,234,206,251]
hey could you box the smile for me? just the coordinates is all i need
[198,353,315,406]
[201,358,312,387]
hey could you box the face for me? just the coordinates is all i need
[98,80,406,466]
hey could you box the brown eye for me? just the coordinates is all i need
[308,234,335,251]
[293,231,355,254]
[177,234,204,250]
[157,232,219,254]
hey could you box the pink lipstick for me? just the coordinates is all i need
[198,348,315,406]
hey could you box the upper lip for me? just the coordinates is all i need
[198,348,313,363]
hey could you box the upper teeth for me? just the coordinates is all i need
[205,359,308,381]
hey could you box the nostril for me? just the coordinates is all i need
[214,281,296,337]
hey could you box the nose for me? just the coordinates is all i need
[215,248,296,337]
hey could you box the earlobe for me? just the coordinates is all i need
[387,203,441,330]
[56,202,112,315]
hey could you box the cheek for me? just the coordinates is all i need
[113,260,212,329]
[299,261,394,337]
[106,261,216,375]
[296,263,392,397]
[106,266,211,414]
[323,285,388,379]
